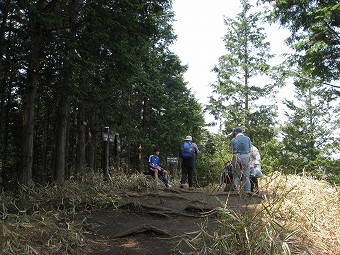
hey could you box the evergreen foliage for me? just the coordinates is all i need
[279,75,339,173]
[0,0,204,190]
[0,0,339,191]
[260,0,340,81]
[206,0,278,149]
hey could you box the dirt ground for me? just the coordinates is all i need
[78,186,263,255]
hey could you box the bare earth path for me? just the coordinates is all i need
[78,187,263,255]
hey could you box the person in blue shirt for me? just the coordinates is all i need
[230,127,252,193]
[179,135,199,190]
[148,148,170,187]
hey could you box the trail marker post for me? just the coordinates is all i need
[166,154,178,179]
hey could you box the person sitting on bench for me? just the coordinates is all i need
[148,148,171,187]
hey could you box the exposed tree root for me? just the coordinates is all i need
[112,224,171,238]
[118,201,203,218]
[120,191,191,201]
[184,204,216,213]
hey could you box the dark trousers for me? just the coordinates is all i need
[250,176,259,193]
[180,165,194,188]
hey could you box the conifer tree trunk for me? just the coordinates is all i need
[54,0,78,186]
[0,2,10,190]
[54,83,70,186]
[87,129,97,172]
[0,0,9,89]
[1,82,13,191]
[86,112,97,172]
[244,66,249,130]
[76,99,86,180]
[19,1,47,187]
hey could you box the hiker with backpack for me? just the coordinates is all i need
[230,127,252,194]
[148,148,171,187]
[179,136,199,190]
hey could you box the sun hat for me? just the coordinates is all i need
[184,135,192,141]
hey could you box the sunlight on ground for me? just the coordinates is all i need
[121,239,140,249]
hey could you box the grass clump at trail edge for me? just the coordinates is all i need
[182,172,340,255]
[0,172,154,255]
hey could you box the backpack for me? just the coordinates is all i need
[181,141,193,158]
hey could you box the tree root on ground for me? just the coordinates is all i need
[120,191,191,201]
[118,201,203,218]
[184,204,216,213]
[112,224,171,238]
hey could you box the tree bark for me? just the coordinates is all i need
[86,111,98,172]
[54,0,78,186]
[87,128,97,172]
[1,79,13,191]
[0,1,11,190]
[54,80,70,186]
[19,1,47,187]
[76,99,86,180]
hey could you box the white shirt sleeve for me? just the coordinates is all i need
[249,146,261,167]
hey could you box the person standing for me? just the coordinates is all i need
[148,148,170,187]
[249,145,263,193]
[230,127,252,193]
[179,136,199,190]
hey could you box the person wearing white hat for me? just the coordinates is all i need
[179,135,199,189]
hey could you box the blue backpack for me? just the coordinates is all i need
[181,141,193,158]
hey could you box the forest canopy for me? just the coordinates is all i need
[0,0,339,192]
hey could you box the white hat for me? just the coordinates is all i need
[184,135,192,141]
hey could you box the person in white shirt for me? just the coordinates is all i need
[249,145,263,193]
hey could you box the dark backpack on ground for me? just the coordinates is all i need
[181,141,193,158]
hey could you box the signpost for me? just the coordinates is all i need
[166,154,178,178]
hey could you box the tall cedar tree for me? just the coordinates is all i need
[206,0,277,145]
[0,1,24,191]
[20,1,52,187]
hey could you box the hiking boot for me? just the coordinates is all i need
[180,184,185,188]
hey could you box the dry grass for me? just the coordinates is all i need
[0,172,155,255]
[1,172,339,255]
[1,199,85,254]
[261,172,340,255]
[183,172,340,255]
